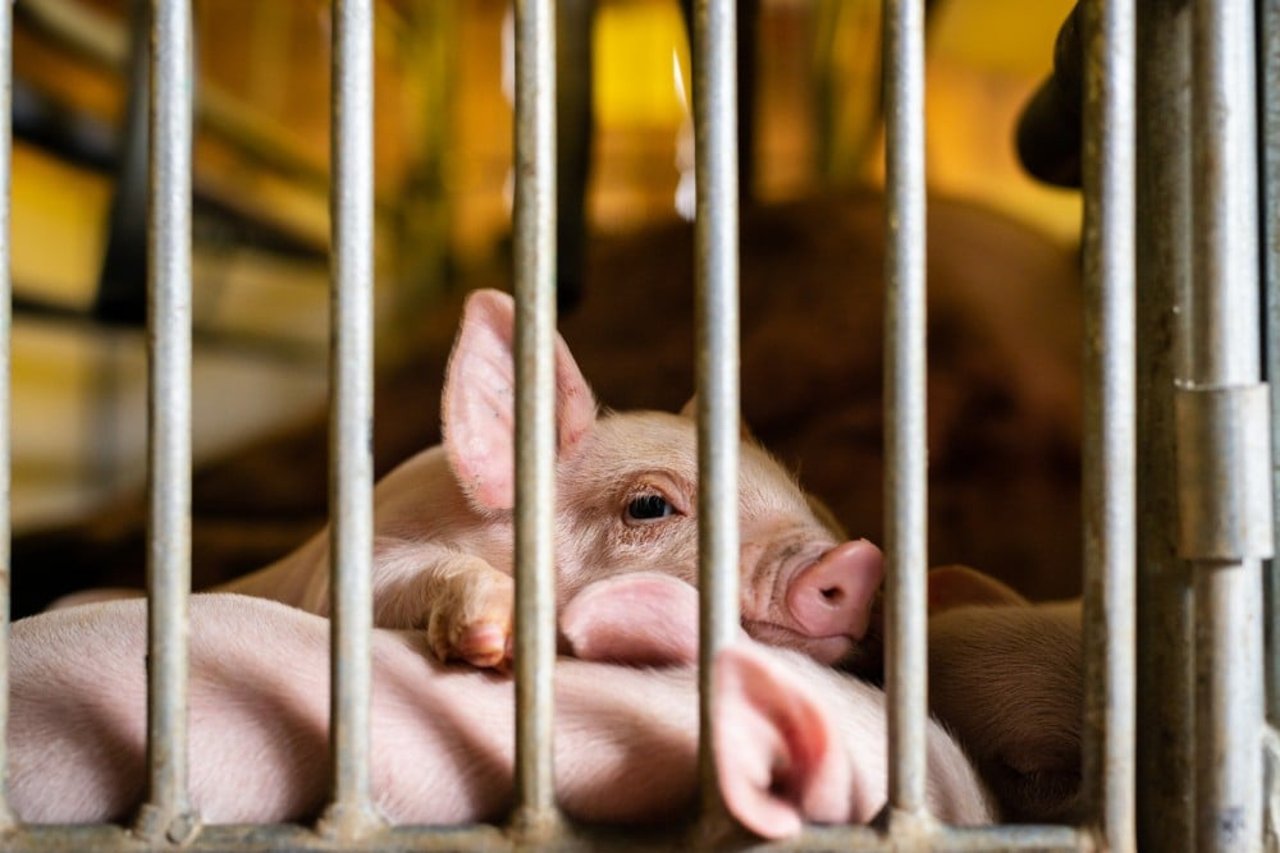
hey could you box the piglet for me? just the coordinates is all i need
[556,573,994,835]
[9,581,991,834]
[221,289,883,669]
[925,566,1083,823]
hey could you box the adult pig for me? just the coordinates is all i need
[222,289,883,669]
[9,585,991,836]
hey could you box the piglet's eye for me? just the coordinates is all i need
[626,494,675,522]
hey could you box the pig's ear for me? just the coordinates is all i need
[442,289,598,510]
[928,565,1028,614]
[714,644,860,838]
[560,573,699,665]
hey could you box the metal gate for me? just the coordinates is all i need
[0,1,1276,850]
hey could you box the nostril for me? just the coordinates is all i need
[820,586,845,603]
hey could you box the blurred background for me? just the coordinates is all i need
[11,0,1084,613]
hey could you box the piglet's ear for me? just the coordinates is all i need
[928,565,1028,614]
[713,644,856,839]
[560,573,699,666]
[442,289,598,510]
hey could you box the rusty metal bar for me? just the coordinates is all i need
[1184,1,1271,851]
[1080,0,1136,849]
[319,0,381,842]
[0,0,11,830]
[511,0,560,838]
[691,0,741,824]
[882,0,928,825]
[1134,1,1195,850]
[135,0,197,844]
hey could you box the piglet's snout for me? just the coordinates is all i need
[785,540,884,639]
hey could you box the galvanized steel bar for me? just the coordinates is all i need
[1134,1,1195,850]
[320,0,381,840]
[511,0,559,836]
[691,0,741,821]
[1080,0,1136,848]
[0,0,11,830]
[1188,0,1267,850]
[0,821,1093,853]
[137,0,196,844]
[882,0,928,822]
[1261,0,1280,730]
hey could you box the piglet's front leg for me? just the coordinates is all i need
[372,539,514,669]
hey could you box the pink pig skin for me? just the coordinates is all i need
[9,588,991,835]
[219,289,883,669]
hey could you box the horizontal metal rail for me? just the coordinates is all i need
[0,821,1094,852]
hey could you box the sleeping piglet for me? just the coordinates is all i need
[9,577,992,836]
[925,566,1083,824]
[221,289,883,669]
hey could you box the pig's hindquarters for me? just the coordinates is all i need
[8,595,698,827]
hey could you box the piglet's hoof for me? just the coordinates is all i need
[427,573,514,669]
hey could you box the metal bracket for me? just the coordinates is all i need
[1175,383,1276,562]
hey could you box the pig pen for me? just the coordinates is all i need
[1,1,1277,852]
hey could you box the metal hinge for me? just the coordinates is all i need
[1175,383,1276,562]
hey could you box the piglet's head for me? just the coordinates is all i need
[442,289,883,666]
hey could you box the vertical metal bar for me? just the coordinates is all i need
[0,0,11,830]
[511,0,559,837]
[1135,1,1195,850]
[136,0,196,844]
[1081,0,1136,849]
[1191,1,1265,850]
[883,0,928,824]
[1262,0,1280,734]
[318,0,381,841]
[692,0,740,821]
[1257,0,1280,849]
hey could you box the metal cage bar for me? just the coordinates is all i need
[1134,1,1195,850]
[0,0,11,830]
[691,0,741,823]
[511,0,560,836]
[1261,0,1280,733]
[1080,0,1136,849]
[321,0,381,841]
[882,0,928,824]
[137,0,196,844]
[1186,1,1269,851]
